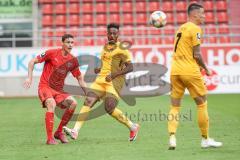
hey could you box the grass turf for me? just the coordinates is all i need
[0,94,239,160]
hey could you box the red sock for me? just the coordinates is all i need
[45,112,54,140]
[56,109,75,133]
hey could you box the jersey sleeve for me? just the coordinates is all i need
[71,58,81,78]
[36,50,52,63]
[121,50,132,63]
[191,26,202,46]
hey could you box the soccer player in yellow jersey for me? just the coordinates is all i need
[63,23,140,141]
[168,3,222,149]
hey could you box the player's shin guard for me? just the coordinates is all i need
[168,105,180,135]
[73,105,91,132]
[56,109,75,133]
[110,108,133,129]
[45,112,54,140]
[197,102,209,139]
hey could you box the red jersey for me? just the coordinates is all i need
[37,48,81,91]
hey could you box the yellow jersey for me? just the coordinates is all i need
[171,22,202,76]
[95,42,132,88]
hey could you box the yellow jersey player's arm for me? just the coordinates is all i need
[191,26,211,76]
[193,45,211,76]
[105,50,133,82]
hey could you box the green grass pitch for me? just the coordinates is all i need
[0,94,239,160]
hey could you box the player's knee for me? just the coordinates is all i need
[45,99,56,111]
[68,99,77,110]
[84,97,96,107]
[194,95,207,105]
[105,98,117,114]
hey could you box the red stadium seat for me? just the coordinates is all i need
[69,15,80,26]
[96,26,106,36]
[205,24,217,34]
[69,3,80,14]
[176,1,187,11]
[82,27,94,36]
[163,37,174,44]
[205,12,215,23]
[55,27,67,37]
[149,1,160,12]
[42,39,54,47]
[203,1,214,11]
[148,28,161,35]
[163,25,175,35]
[109,14,120,23]
[162,1,173,12]
[55,15,67,26]
[83,39,94,46]
[217,12,228,23]
[218,23,229,34]
[135,38,148,45]
[96,14,107,25]
[149,37,162,45]
[208,36,217,43]
[219,36,230,43]
[177,13,187,24]
[42,4,53,14]
[55,0,66,2]
[122,25,134,36]
[70,0,79,2]
[122,2,132,12]
[109,2,120,13]
[82,14,93,25]
[136,2,146,12]
[136,13,147,24]
[96,2,106,13]
[136,25,147,35]
[95,38,107,46]
[68,26,79,37]
[216,0,227,11]
[122,13,133,24]
[55,3,67,14]
[166,13,174,24]
[82,3,93,13]
[42,27,54,37]
[42,15,53,26]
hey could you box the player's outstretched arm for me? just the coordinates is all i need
[76,74,87,96]
[105,61,133,82]
[193,45,211,76]
[23,58,39,89]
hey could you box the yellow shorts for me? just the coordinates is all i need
[170,75,207,98]
[89,82,121,99]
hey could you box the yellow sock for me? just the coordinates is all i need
[168,105,180,135]
[197,101,209,139]
[110,108,133,130]
[73,105,91,132]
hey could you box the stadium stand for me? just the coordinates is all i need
[37,0,233,46]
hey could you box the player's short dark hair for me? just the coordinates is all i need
[187,3,203,15]
[107,23,120,30]
[62,34,74,42]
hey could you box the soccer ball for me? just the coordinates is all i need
[150,11,167,28]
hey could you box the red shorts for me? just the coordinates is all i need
[38,86,70,108]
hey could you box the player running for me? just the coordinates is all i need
[24,34,87,145]
[167,3,222,149]
[63,23,140,141]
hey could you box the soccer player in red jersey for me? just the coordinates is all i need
[24,34,86,145]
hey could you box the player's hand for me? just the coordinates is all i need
[105,74,112,82]
[94,68,101,74]
[23,78,32,89]
[205,69,212,76]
